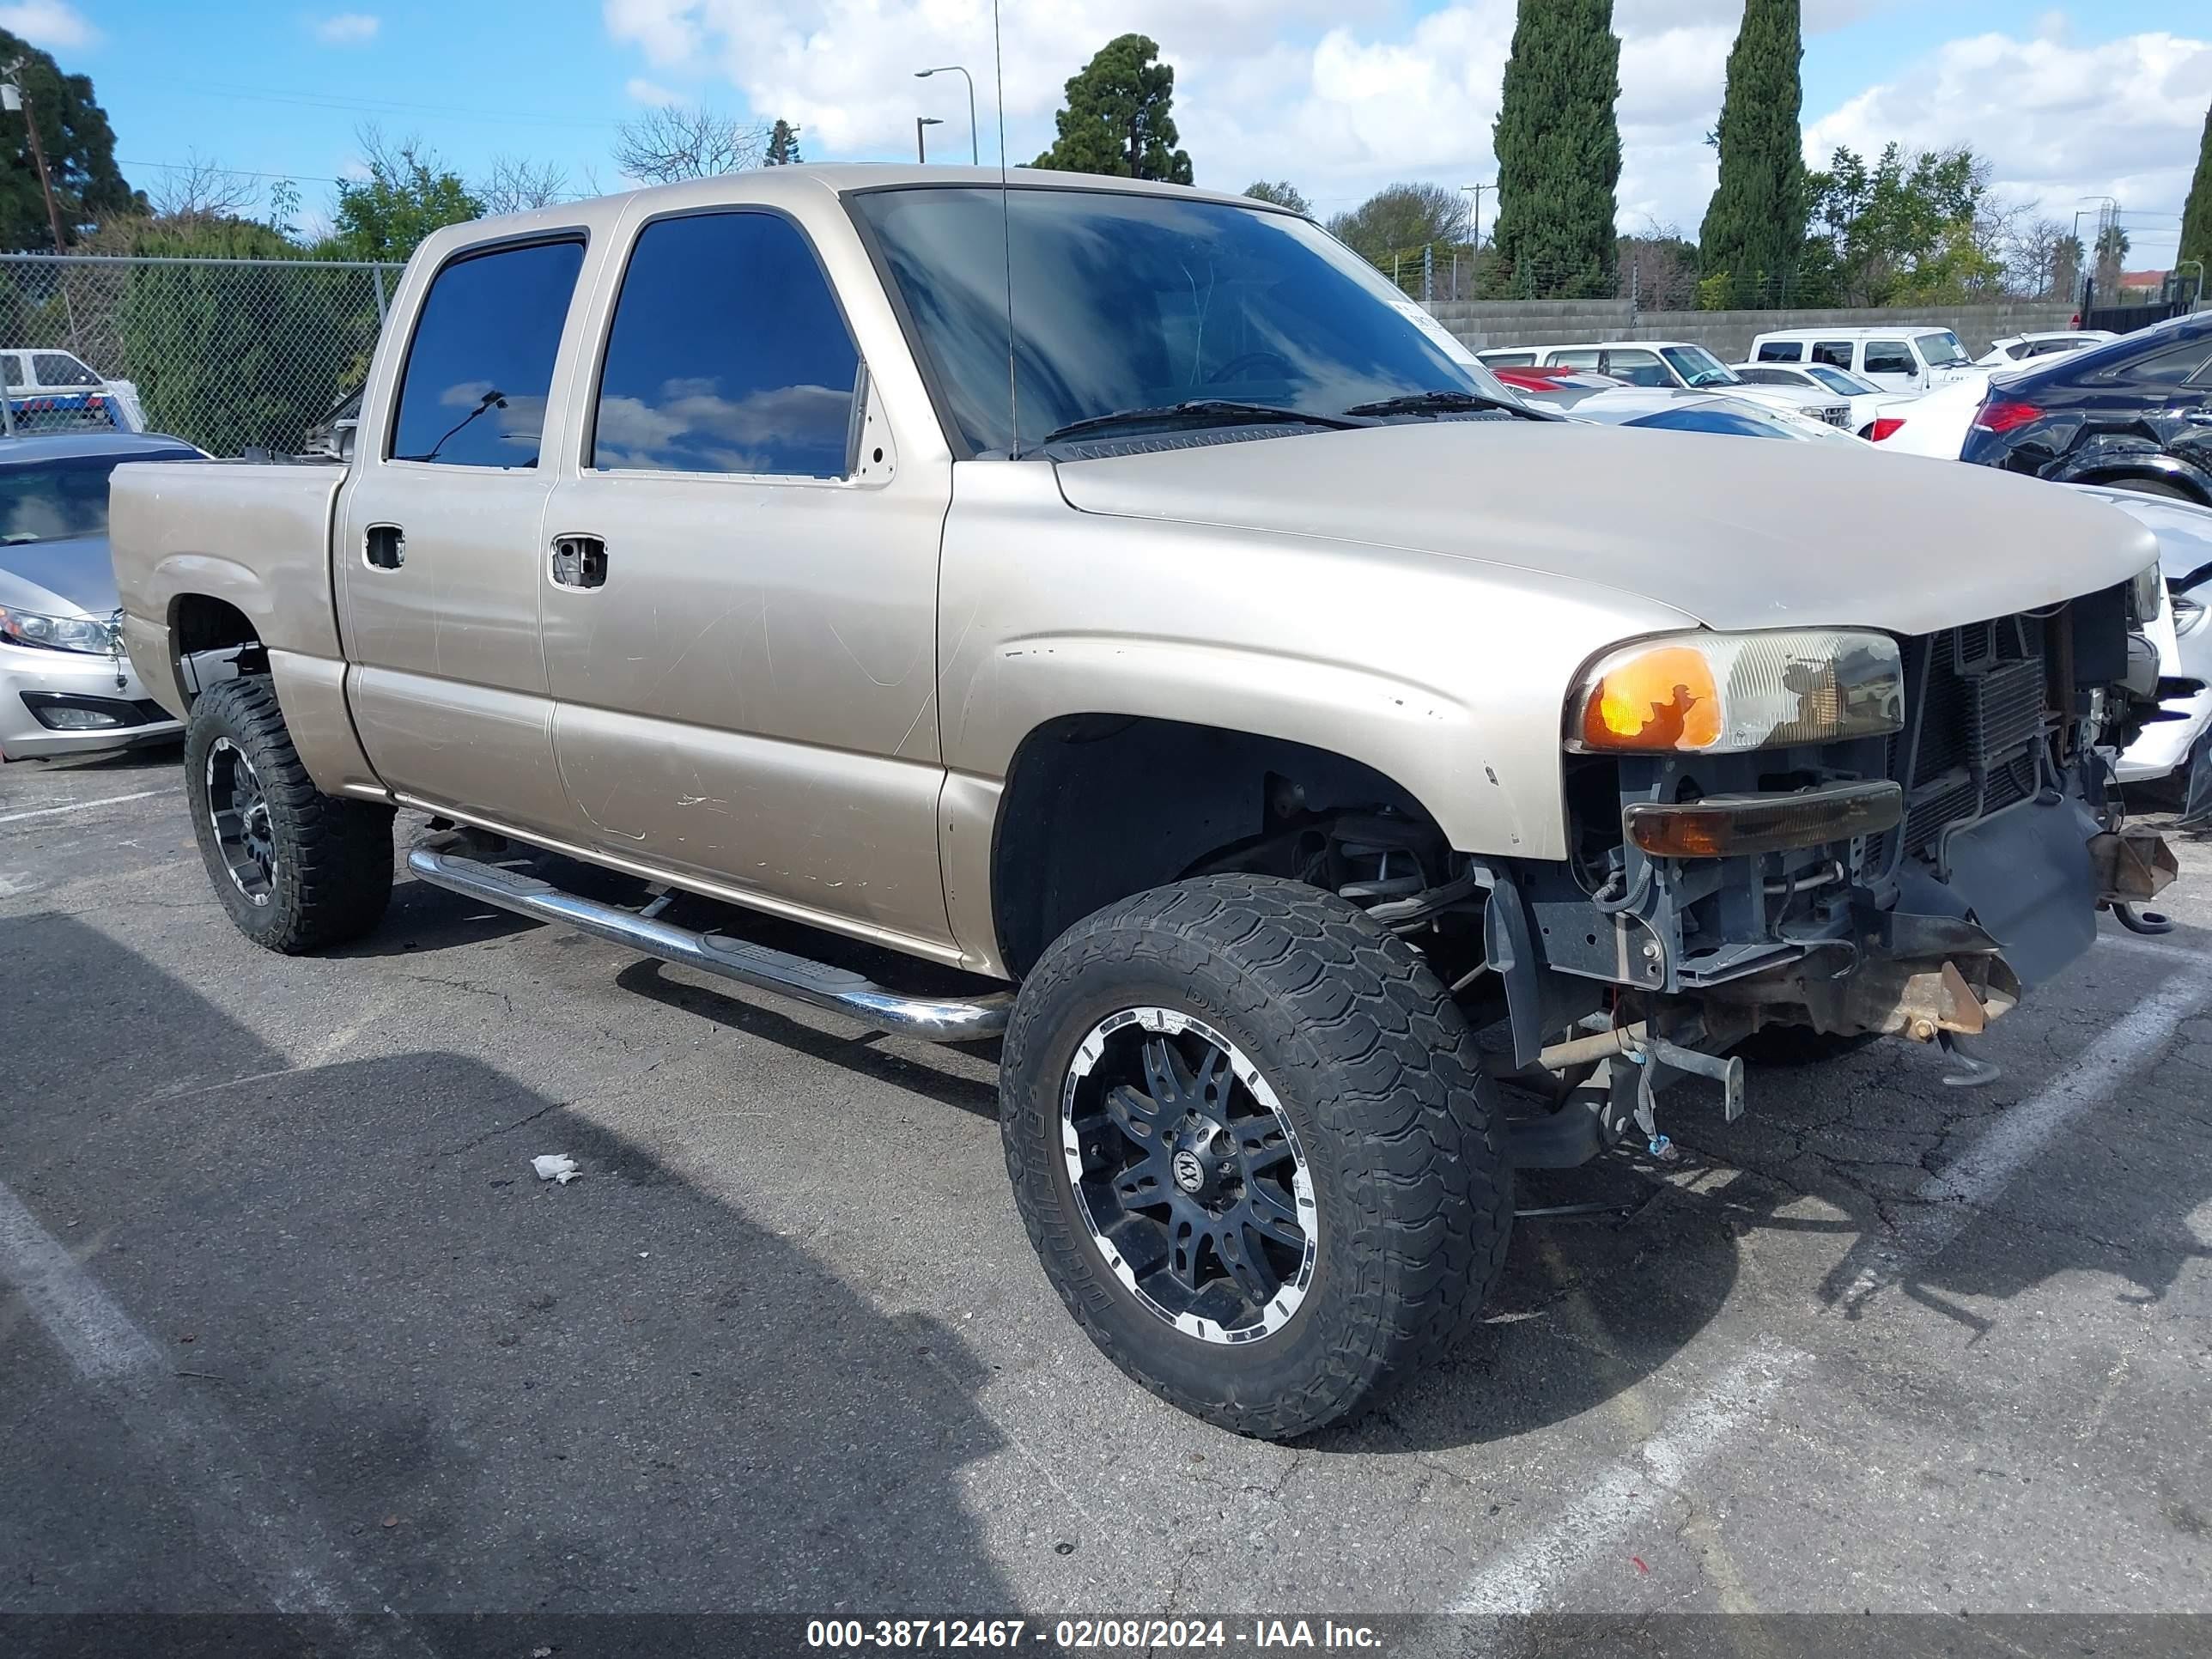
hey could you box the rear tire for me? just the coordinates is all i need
[2098,477,2193,502]
[184,676,394,953]
[1000,875,1510,1438]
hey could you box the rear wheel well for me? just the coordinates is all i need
[990,714,1449,977]
[2077,470,2205,505]
[169,595,264,696]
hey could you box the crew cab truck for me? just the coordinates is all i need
[112,168,2179,1439]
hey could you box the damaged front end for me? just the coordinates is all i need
[1469,583,2182,1164]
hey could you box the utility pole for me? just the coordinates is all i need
[2,60,65,252]
[1461,182,1494,251]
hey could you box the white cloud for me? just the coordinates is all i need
[1805,30,2212,260]
[0,1,99,50]
[598,3,2209,253]
[313,12,380,46]
[624,76,685,107]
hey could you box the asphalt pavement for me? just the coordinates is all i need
[2,744,2208,1656]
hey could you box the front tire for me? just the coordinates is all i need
[1000,876,1510,1438]
[184,676,394,953]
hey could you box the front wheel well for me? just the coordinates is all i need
[989,714,1449,977]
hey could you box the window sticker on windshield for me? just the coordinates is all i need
[1389,299,1483,368]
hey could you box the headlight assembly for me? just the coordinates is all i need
[2129,562,2165,626]
[0,603,116,655]
[1569,629,1905,755]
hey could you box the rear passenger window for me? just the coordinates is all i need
[592,211,860,477]
[2117,337,2212,392]
[1755,341,1802,362]
[391,238,584,468]
[1484,351,1534,368]
[1810,341,1853,369]
[1549,349,1601,369]
[1863,341,1916,375]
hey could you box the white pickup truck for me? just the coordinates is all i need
[108,167,2179,1437]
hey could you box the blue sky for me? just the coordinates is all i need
[10,1,2205,263]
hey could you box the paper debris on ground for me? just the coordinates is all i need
[532,1154,580,1184]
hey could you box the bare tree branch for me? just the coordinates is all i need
[611,106,769,184]
[477,155,574,215]
[146,151,261,222]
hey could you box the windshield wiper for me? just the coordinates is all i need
[1341,389,1550,420]
[1038,400,1364,447]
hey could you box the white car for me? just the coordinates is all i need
[1729,360,1909,437]
[2077,485,2212,793]
[1975,331,2116,368]
[1476,341,1851,427]
[1546,385,1868,445]
[1747,325,1984,395]
[1862,373,1994,459]
[1,347,145,433]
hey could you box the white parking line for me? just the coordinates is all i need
[1832,967,2212,1314]
[0,1176,424,1650]
[0,787,173,824]
[1446,1343,1808,1614]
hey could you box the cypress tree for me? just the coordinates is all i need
[1698,0,1808,307]
[2181,101,2212,295]
[1032,35,1194,184]
[1487,0,1622,298]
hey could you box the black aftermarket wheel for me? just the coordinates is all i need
[1000,875,1511,1438]
[184,677,395,953]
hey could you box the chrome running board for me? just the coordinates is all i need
[405,848,1012,1042]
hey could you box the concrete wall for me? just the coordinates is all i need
[1420,299,2079,361]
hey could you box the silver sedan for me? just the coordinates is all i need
[1,431,203,762]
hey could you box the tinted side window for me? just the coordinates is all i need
[1483,351,1535,368]
[593,211,860,477]
[1810,341,1852,368]
[1602,349,1668,388]
[1549,349,1602,369]
[2120,337,2212,392]
[391,239,584,468]
[33,353,98,386]
[1863,341,1915,375]
[1755,341,1802,362]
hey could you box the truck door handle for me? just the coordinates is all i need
[364,524,405,569]
[550,534,608,589]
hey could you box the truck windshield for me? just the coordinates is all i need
[1657,344,1740,389]
[1918,331,1969,368]
[849,185,1505,456]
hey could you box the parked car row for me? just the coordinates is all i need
[1477,311,2211,807]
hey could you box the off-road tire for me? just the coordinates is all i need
[1000,874,1511,1438]
[185,676,394,953]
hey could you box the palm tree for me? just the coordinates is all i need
[2094,222,2131,295]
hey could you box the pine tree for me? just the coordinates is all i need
[1698,0,1807,307]
[1032,34,1194,184]
[1487,0,1621,297]
[766,119,803,167]
[2181,101,2212,294]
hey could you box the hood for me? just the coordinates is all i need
[1053,421,2159,635]
[0,535,117,618]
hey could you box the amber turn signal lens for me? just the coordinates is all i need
[1581,645,1722,750]
[1623,781,1903,859]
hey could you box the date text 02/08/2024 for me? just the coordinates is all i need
[805,1619,1385,1650]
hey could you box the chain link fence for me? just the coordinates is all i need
[0,252,403,455]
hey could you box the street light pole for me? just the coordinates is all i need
[915,66,978,165]
[915,116,944,163]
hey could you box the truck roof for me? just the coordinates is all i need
[1750,325,1961,340]
[450,164,1298,248]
